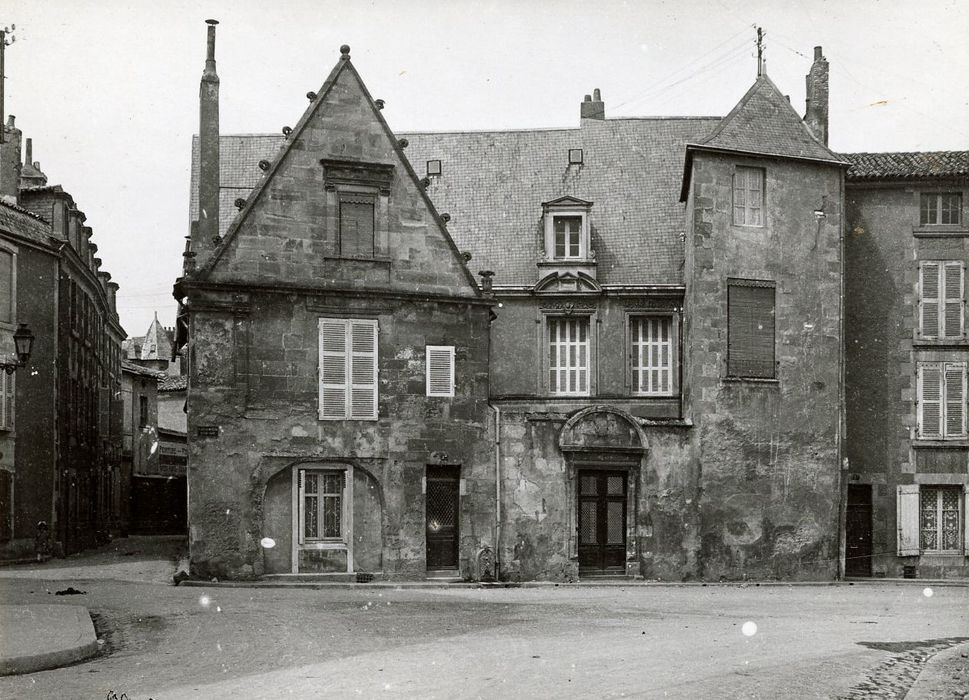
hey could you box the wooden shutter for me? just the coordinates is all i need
[0,373,11,430]
[944,362,967,438]
[917,362,943,438]
[896,484,920,556]
[0,250,12,325]
[319,319,349,420]
[727,283,775,378]
[942,262,964,339]
[919,262,941,338]
[732,171,746,224]
[426,346,455,397]
[349,320,378,420]
[297,469,306,545]
[964,483,969,556]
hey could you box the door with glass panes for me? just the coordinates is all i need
[577,470,627,572]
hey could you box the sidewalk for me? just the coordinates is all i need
[0,605,98,675]
[907,642,969,700]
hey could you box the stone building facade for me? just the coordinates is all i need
[179,32,493,580]
[0,119,126,559]
[182,25,968,581]
[843,152,969,579]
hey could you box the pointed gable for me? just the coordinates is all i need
[696,75,844,163]
[197,47,480,299]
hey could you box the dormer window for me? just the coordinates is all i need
[542,196,593,262]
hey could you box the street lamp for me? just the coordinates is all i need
[1,323,35,374]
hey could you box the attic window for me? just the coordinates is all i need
[541,197,594,263]
[568,149,583,165]
[427,160,442,177]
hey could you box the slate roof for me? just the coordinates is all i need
[841,151,969,181]
[692,75,844,164]
[0,200,52,247]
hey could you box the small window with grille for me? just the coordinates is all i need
[919,486,963,552]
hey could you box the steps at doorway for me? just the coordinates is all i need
[425,569,462,583]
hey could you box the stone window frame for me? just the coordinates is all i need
[542,198,594,263]
[320,158,394,262]
[626,312,678,398]
[291,463,354,573]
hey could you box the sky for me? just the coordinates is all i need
[2,0,967,336]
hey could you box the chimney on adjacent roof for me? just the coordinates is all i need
[0,114,21,204]
[580,88,605,121]
[196,19,221,266]
[20,137,48,187]
[804,46,829,145]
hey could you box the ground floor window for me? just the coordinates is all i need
[298,469,346,543]
[920,486,962,552]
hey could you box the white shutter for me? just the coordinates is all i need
[944,362,967,438]
[897,484,920,556]
[918,362,943,438]
[919,262,940,338]
[297,469,306,545]
[426,346,455,397]
[942,262,965,339]
[963,483,969,556]
[319,319,349,420]
[349,320,378,420]
[0,373,11,430]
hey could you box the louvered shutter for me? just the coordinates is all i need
[297,469,306,545]
[944,362,966,438]
[964,483,969,556]
[896,484,920,556]
[426,346,455,397]
[0,373,11,430]
[0,250,12,325]
[919,262,940,338]
[943,262,964,339]
[349,320,378,420]
[319,320,348,420]
[727,284,775,378]
[917,362,943,438]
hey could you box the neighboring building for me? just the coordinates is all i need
[843,152,969,578]
[178,34,492,580]
[0,118,126,558]
[123,312,182,376]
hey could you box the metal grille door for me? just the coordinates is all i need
[426,466,460,570]
[577,470,627,572]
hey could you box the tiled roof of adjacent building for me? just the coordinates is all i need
[159,375,187,392]
[121,359,166,379]
[841,151,969,180]
[692,75,844,164]
[0,200,52,247]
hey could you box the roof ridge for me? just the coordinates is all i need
[0,199,51,224]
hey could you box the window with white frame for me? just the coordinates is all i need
[630,315,675,396]
[548,316,590,396]
[426,345,455,397]
[541,197,593,262]
[919,261,965,340]
[318,318,378,420]
[0,372,13,431]
[917,361,966,439]
[897,483,967,555]
[920,193,962,226]
[298,469,346,543]
[732,166,765,227]
[554,216,583,259]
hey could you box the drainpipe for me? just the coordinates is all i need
[489,402,501,579]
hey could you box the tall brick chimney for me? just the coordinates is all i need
[196,19,221,264]
[804,46,829,145]
[580,88,605,121]
[0,115,21,204]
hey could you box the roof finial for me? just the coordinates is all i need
[340,44,350,60]
[756,26,765,77]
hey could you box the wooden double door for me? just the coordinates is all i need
[578,469,628,572]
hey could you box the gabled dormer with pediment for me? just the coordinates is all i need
[538,196,596,282]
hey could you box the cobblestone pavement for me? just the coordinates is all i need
[0,541,967,698]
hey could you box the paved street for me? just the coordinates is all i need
[0,540,967,699]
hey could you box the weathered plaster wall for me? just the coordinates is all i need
[845,182,969,578]
[685,152,844,580]
[187,294,493,580]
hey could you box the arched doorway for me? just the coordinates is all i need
[559,407,648,576]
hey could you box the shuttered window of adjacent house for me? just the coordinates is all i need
[548,316,590,395]
[426,346,455,397]
[727,282,775,379]
[920,261,965,340]
[732,166,764,226]
[339,199,375,258]
[318,318,378,420]
[0,372,13,431]
[0,250,12,325]
[918,361,967,439]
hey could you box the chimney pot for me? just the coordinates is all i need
[593,88,601,101]
[25,138,32,164]
[814,46,823,59]
[580,89,605,121]
[584,95,591,102]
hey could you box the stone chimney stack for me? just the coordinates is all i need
[804,46,829,145]
[0,115,21,204]
[196,19,221,266]
[580,88,605,121]
[107,281,119,319]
